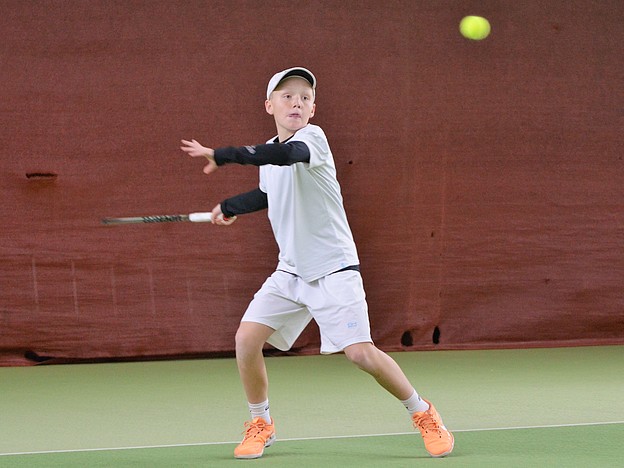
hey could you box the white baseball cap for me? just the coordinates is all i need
[266,67,316,100]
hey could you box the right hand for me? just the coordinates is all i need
[211,204,237,226]
[180,139,218,175]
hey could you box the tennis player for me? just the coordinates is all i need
[180,67,454,459]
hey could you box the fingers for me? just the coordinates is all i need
[220,215,237,226]
[180,140,194,155]
[213,213,237,226]
[209,204,236,226]
[180,139,197,150]
[180,139,199,154]
[180,139,214,160]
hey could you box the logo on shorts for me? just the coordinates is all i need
[347,321,358,329]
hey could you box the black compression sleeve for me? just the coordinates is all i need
[220,188,268,218]
[214,141,310,167]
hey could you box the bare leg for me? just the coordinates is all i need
[343,342,454,458]
[343,342,414,400]
[235,321,275,404]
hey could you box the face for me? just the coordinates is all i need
[265,77,316,141]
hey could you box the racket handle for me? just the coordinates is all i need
[188,212,213,223]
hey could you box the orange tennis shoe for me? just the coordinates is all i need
[411,400,454,458]
[234,417,276,459]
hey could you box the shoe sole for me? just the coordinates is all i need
[234,434,276,459]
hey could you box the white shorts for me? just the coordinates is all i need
[242,270,373,354]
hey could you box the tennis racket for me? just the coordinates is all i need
[102,212,212,225]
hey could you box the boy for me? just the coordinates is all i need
[180,67,454,459]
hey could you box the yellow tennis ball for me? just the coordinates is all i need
[459,16,491,41]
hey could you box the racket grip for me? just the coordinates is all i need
[188,212,213,223]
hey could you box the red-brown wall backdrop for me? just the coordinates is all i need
[1,0,623,365]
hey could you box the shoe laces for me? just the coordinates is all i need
[242,419,269,441]
[413,412,442,435]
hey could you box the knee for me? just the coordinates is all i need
[235,322,273,355]
[234,325,249,348]
[235,325,258,354]
[344,343,377,372]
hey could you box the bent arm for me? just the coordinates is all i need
[220,188,268,218]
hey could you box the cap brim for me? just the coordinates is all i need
[280,69,315,88]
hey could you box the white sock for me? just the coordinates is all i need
[248,399,271,423]
[400,390,430,415]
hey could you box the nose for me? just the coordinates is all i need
[292,95,302,107]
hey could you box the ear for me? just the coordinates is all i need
[265,99,274,115]
[309,103,316,119]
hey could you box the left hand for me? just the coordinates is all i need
[180,139,218,175]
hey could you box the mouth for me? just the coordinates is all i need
[287,113,302,119]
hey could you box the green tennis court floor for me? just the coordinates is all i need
[1,346,622,467]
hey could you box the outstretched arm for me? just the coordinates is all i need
[182,139,310,171]
[215,141,310,166]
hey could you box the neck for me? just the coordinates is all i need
[277,124,307,142]
[277,130,295,142]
